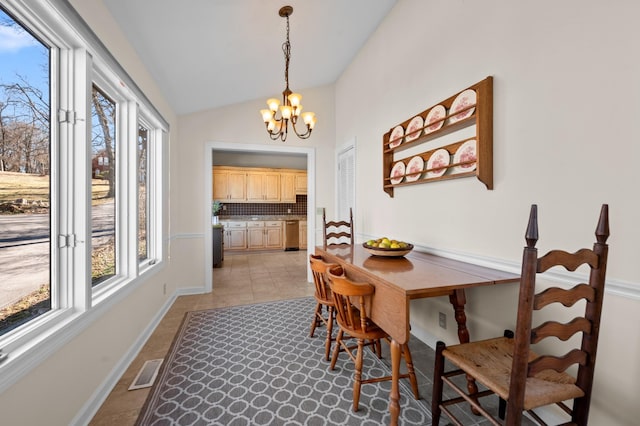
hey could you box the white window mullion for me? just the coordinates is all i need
[70,48,92,311]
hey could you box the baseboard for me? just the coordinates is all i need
[70,291,178,426]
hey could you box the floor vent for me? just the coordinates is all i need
[129,359,163,390]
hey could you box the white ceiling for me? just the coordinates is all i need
[102,0,397,115]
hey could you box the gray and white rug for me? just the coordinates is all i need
[136,297,431,425]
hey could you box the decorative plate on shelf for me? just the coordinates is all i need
[363,242,414,257]
[449,89,477,124]
[405,115,424,142]
[425,105,446,134]
[426,148,451,178]
[405,156,424,182]
[453,139,477,173]
[388,125,404,149]
[390,161,406,185]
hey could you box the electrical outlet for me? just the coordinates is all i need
[287,208,292,214]
[438,312,446,329]
[222,205,227,210]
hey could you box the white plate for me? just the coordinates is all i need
[453,140,477,173]
[426,148,450,178]
[405,115,424,142]
[449,89,477,124]
[405,156,424,182]
[424,105,446,134]
[389,125,404,149]
[390,161,406,185]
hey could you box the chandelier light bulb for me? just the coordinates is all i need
[260,109,273,122]
[288,93,302,107]
[267,98,280,112]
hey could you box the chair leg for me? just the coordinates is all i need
[324,306,334,361]
[431,341,446,425]
[330,329,343,370]
[352,338,365,412]
[309,302,322,337]
[402,343,420,399]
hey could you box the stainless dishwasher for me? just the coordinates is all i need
[284,220,299,251]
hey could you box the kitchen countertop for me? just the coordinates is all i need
[218,215,307,221]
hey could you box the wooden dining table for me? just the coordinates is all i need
[315,244,520,425]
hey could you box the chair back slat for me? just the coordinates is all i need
[528,348,588,377]
[534,284,595,310]
[537,248,599,273]
[531,317,592,344]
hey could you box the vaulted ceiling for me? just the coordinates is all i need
[103,0,397,115]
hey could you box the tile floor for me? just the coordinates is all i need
[89,250,506,425]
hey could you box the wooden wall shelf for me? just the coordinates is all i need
[382,76,493,197]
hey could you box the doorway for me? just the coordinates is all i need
[204,142,316,291]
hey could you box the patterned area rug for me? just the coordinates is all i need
[136,297,431,425]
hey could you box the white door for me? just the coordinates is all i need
[336,144,355,222]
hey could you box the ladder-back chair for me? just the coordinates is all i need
[309,254,338,361]
[432,204,610,425]
[327,265,419,412]
[323,207,354,248]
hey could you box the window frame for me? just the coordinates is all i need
[0,0,168,393]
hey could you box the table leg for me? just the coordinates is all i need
[389,338,401,426]
[449,289,480,413]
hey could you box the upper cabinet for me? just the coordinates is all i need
[247,171,280,202]
[212,168,246,201]
[280,173,297,203]
[294,172,307,194]
[213,166,306,203]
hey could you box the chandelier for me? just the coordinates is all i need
[260,5,317,142]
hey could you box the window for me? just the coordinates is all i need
[137,124,149,262]
[0,5,51,337]
[90,85,117,286]
[0,0,167,381]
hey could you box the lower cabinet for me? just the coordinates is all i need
[299,221,307,249]
[247,221,283,250]
[222,221,247,250]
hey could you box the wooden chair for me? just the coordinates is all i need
[323,207,354,248]
[431,204,610,426]
[309,254,338,361]
[327,265,420,412]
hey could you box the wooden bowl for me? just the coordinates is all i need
[362,242,413,257]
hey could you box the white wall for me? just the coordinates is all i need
[334,0,639,424]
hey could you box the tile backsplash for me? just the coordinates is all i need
[218,195,307,217]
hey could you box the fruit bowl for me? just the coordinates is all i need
[362,242,414,257]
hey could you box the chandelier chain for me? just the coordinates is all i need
[282,14,290,91]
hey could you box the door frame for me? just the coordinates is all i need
[204,141,316,291]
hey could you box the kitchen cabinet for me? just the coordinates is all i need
[213,169,246,201]
[280,172,296,203]
[295,172,307,194]
[247,221,283,249]
[221,221,247,250]
[299,220,307,249]
[246,171,280,202]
